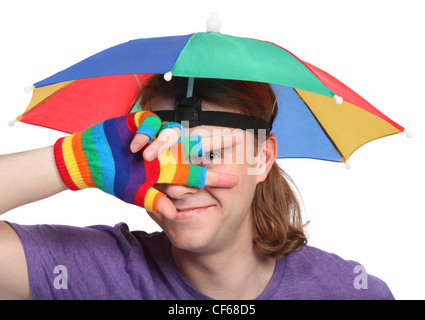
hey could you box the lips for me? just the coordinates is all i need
[174,205,214,221]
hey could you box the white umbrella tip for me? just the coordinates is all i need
[333,95,344,105]
[206,13,222,33]
[405,131,413,139]
[24,85,34,94]
[164,72,173,81]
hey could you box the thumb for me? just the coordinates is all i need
[156,196,177,220]
[134,185,177,220]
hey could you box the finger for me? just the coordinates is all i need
[185,130,245,158]
[143,126,182,161]
[156,196,177,220]
[168,163,239,189]
[134,185,177,219]
[204,170,239,188]
[130,133,151,153]
[181,135,203,159]
[202,129,245,153]
[135,112,162,140]
[180,130,245,160]
[130,111,162,153]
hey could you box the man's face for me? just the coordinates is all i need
[146,98,270,254]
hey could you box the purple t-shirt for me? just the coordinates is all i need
[8,222,394,300]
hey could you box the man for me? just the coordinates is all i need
[0,75,394,299]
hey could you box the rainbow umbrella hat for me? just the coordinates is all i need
[15,15,405,163]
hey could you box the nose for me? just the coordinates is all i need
[158,184,199,200]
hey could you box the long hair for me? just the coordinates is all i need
[140,75,308,258]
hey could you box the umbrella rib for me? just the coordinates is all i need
[271,85,283,117]
[133,74,143,89]
[292,88,345,162]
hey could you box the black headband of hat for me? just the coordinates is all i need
[152,94,273,133]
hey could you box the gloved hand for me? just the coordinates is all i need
[53,111,206,215]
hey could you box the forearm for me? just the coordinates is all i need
[0,146,67,214]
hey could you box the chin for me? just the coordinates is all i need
[164,223,223,254]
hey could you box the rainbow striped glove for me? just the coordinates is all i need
[53,111,206,213]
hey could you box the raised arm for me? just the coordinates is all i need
[0,146,67,215]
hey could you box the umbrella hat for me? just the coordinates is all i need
[15,22,405,163]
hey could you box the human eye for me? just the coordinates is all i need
[200,150,222,165]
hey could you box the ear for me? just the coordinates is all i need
[253,134,277,183]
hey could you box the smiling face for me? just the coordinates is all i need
[146,98,274,254]
[140,75,306,260]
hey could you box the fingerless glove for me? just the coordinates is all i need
[54,111,206,213]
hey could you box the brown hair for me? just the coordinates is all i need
[140,75,308,258]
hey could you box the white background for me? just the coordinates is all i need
[0,0,423,299]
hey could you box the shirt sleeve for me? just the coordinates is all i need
[281,246,395,300]
[7,222,148,300]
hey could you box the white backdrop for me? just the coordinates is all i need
[1,0,423,299]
